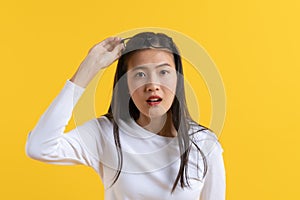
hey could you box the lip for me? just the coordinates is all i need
[146,95,162,106]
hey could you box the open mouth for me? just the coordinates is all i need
[146,96,162,106]
[146,98,162,103]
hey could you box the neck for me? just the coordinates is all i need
[137,112,177,137]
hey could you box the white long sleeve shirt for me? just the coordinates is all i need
[25,80,226,200]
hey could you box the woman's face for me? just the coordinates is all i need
[127,49,177,119]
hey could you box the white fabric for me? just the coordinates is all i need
[25,80,226,200]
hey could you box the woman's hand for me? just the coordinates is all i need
[70,37,124,88]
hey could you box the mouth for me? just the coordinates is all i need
[146,96,162,106]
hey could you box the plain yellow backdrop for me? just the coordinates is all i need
[1,0,300,199]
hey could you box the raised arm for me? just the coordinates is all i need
[25,37,124,168]
[25,80,96,165]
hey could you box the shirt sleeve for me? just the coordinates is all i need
[200,142,226,200]
[25,80,101,169]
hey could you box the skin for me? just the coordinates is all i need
[126,49,178,137]
[70,37,124,88]
[70,37,177,137]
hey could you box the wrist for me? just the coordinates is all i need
[70,67,95,88]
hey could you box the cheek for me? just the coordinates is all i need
[128,80,141,97]
[129,87,144,105]
[161,76,177,94]
[163,86,176,101]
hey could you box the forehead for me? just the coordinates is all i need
[127,49,175,70]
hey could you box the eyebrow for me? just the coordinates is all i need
[130,63,172,71]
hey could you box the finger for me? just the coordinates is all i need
[88,37,121,54]
[103,37,121,51]
[100,43,123,69]
[111,42,125,59]
[101,37,116,46]
[90,37,113,49]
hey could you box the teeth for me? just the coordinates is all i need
[147,98,161,102]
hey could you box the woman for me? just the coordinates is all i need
[26,32,226,200]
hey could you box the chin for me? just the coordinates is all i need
[142,108,169,119]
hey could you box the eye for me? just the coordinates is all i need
[135,72,146,77]
[160,70,170,75]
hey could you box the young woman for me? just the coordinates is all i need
[26,32,226,200]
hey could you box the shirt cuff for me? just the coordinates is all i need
[65,79,86,106]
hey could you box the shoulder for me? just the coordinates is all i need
[74,116,112,135]
[74,116,113,140]
[188,120,217,142]
[188,121,224,157]
[95,115,114,129]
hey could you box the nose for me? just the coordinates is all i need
[145,82,160,92]
[145,74,160,92]
[143,73,161,92]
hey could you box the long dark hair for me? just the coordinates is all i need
[104,32,208,193]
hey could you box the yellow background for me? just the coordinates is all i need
[1,0,299,199]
